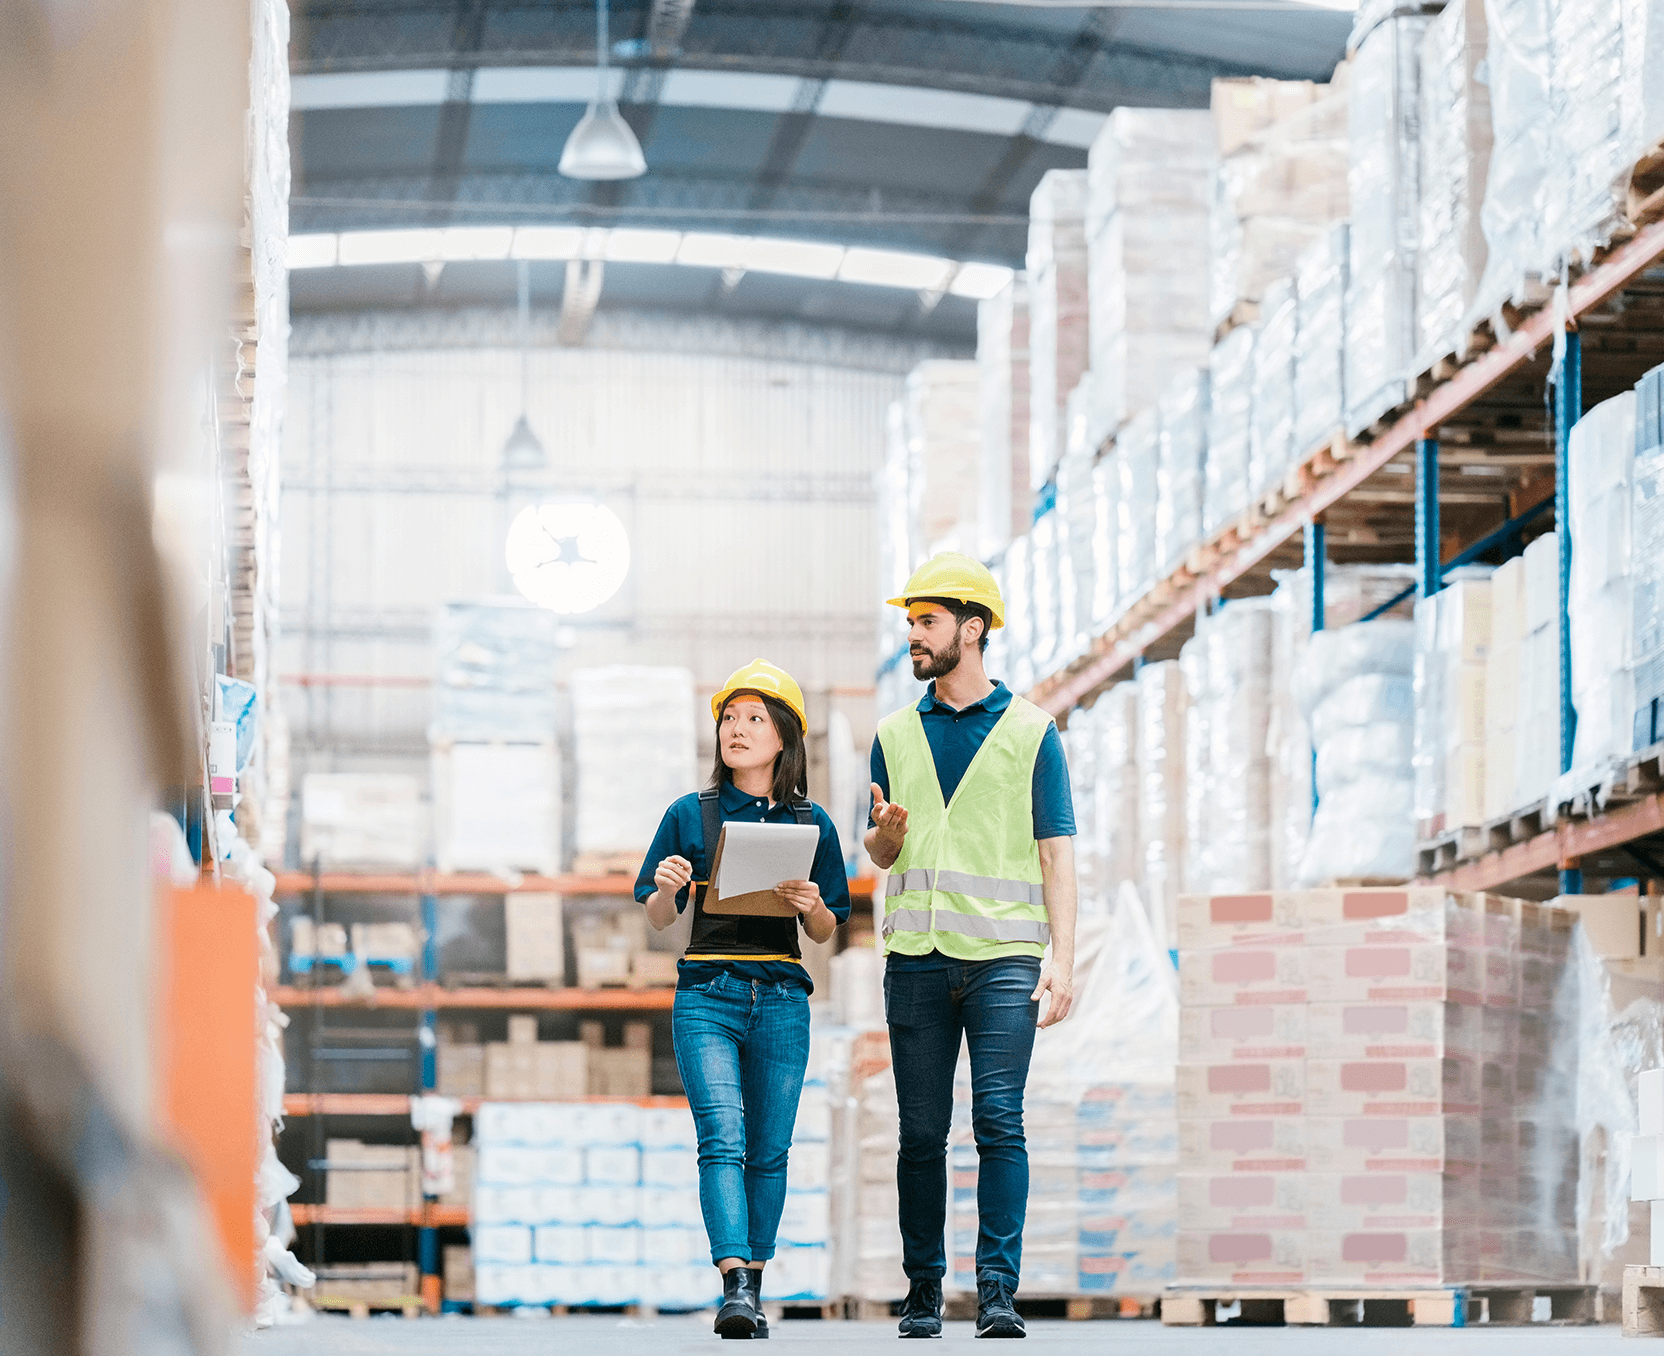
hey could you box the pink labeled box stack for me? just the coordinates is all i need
[1176,887,1578,1288]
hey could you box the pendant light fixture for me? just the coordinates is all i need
[558,0,647,181]
[502,260,546,472]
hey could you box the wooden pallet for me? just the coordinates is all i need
[1418,825,1490,876]
[1485,800,1548,852]
[1624,1264,1664,1335]
[308,1294,423,1319]
[1611,743,1664,804]
[1162,1284,1596,1328]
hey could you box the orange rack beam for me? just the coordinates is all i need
[282,1092,690,1116]
[272,984,677,1011]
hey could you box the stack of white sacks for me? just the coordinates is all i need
[471,1088,832,1309]
[1413,571,1493,838]
[1637,377,1664,750]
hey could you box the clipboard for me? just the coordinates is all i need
[701,822,814,917]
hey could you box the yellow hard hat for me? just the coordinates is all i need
[711,658,808,733]
[886,552,1005,630]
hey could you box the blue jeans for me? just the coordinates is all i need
[885,955,1042,1288]
[672,971,810,1264]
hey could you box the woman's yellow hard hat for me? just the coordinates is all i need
[711,659,808,733]
[886,551,1005,629]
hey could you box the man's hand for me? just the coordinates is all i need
[865,783,909,868]
[1031,960,1074,1028]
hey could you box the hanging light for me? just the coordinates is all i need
[506,502,632,614]
[502,261,546,472]
[559,0,646,181]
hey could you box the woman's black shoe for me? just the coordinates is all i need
[749,1269,770,1338]
[715,1265,762,1339]
[898,1278,944,1337]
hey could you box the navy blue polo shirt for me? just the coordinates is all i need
[635,779,850,994]
[869,679,1074,972]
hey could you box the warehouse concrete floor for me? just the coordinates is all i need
[246,1315,1639,1353]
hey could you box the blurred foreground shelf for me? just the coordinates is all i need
[292,1203,468,1227]
[274,870,876,900]
[282,1093,689,1116]
[272,985,678,1010]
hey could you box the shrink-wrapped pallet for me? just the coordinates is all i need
[1086,109,1215,435]
[1631,438,1664,750]
[1416,0,1491,363]
[1157,370,1209,578]
[434,601,562,742]
[1066,705,1106,911]
[1137,661,1187,948]
[1294,224,1349,458]
[1003,534,1035,697]
[978,278,1032,553]
[1346,15,1431,436]
[1567,393,1638,776]
[1029,512,1061,680]
[1097,682,1144,897]
[572,667,697,859]
[1056,386,1100,664]
[1210,79,1349,334]
[1180,635,1211,896]
[1115,411,1160,608]
[1204,326,1255,536]
[1028,171,1090,491]
[1513,533,1563,806]
[1412,571,1493,837]
[1296,620,1417,886]
[1547,0,1627,265]
[1250,280,1297,503]
[1089,449,1119,631]
[904,360,982,557]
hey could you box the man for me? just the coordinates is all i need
[865,552,1076,1340]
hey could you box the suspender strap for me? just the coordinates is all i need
[695,788,720,906]
[789,800,814,826]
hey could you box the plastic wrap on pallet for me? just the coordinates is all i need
[1028,171,1091,492]
[1513,532,1564,805]
[1056,385,1100,663]
[1348,0,1446,52]
[1204,326,1255,537]
[1250,280,1297,503]
[1632,443,1664,750]
[1472,0,1554,320]
[1156,369,1209,579]
[1568,393,1638,776]
[1098,684,1144,896]
[1294,223,1349,458]
[1003,534,1036,697]
[1066,705,1106,910]
[1268,573,1313,890]
[1115,411,1160,608]
[1295,620,1417,886]
[1136,661,1187,949]
[1412,572,1493,839]
[979,279,1032,552]
[950,893,1177,1298]
[434,601,563,741]
[1086,107,1215,239]
[1345,16,1430,437]
[1416,0,1491,363]
[572,667,697,857]
[1547,0,1627,267]
[1180,634,1211,896]
[1029,512,1061,680]
[1621,0,1664,183]
[1209,80,1349,333]
[904,360,983,557]
[1090,450,1119,631]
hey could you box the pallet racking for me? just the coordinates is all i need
[1024,211,1664,901]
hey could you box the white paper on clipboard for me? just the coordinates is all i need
[714,821,820,897]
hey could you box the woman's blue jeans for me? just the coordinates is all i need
[672,972,810,1265]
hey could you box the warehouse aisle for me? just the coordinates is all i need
[246,1316,1638,1354]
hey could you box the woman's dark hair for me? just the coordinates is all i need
[710,691,808,804]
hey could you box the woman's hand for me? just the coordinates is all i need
[654,855,695,896]
[773,878,822,916]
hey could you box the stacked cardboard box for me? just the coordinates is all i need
[506,894,564,985]
[1413,573,1492,837]
[312,1262,421,1307]
[1027,171,1091,492]
[1175,887,1577,1285]
[438,1032,486,1097]
[483,1015,590,1102]
[572,909,670,989]
[444,1246,475,1303]
[433,742,561,877]
[579,1019,653,1098]
[325,1141,422,1211]
[299,774,424,867]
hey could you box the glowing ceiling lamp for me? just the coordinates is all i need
[506,501,631,614]
[559,0,646,181]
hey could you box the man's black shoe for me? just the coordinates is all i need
[715,1265,761,1339]
[974,1275,1025,1338]
[897,1278,944,1338]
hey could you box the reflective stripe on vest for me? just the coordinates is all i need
[876,693,1054,962]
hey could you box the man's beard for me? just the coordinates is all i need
[910,630,963,680]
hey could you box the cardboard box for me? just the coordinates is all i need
[312,1262,421,1306]
[1177,1173,1308,1229]
[1306,1115,1479,1173]
[440,1144,476,1207]
[1176,892,1304,950]
[1179,1117,1307,1171]
[324,1140,421,1211]
[1556,894,1644,961]
[631,951,680,986]
[1305,1057,1479,1117]
[1305,1170,1478,1230]
[301,774,424,866]
[506,893,564,983]
[1306,943,1482,1004]
[588,1047,652,1097]
[1305,1228,1463,1284]
[1300,888,1481,946]
[1175,1228,1306,1284]
[484,1041,589,1100]
[1490,556,1525,648]
[443,1245,474,1301]
[1179,1004,1307,1061]
[1179,947,1308,1007]
[437,1042,485,1097]
[508,1014,538,1045]
[1306,1001,1479,1060]
[1176,1061,1304,1118]
[1445,745,1486,829]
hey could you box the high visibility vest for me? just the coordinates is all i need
[877,695,1053,961]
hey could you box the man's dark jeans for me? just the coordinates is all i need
[884,955,1042,1289]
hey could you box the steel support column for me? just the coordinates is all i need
[1416,437,1440,600]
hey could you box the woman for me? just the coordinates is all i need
[637,659,849,1339]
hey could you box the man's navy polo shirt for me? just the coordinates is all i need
[869,679,1074,972]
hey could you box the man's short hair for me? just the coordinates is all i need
[912,596,993,652]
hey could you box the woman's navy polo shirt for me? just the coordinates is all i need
[635,779,850,994]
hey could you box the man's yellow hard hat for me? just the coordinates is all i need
[710,658,808,733]
[886,552,1005,630]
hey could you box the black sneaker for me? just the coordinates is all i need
[898,1278,944,1338]
[715,1266,761,1339]
[975,1275,1024,1338]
